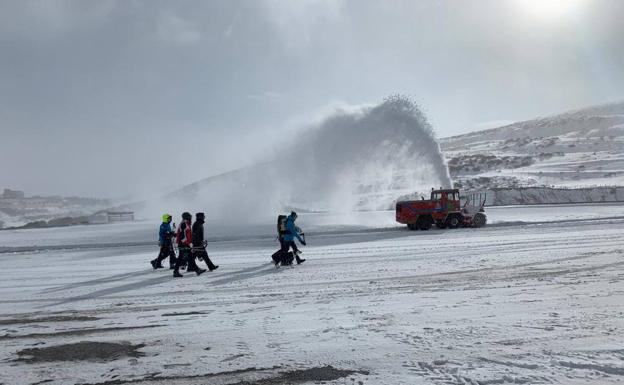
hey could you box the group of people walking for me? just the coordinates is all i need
[151,212,219,277]
[151,211,307,277]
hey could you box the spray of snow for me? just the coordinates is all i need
[281,95,451,212]
[137,96,451,220]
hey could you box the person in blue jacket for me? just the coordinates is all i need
[281,211,306,265]
[151,213,177,269]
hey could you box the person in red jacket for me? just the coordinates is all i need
[173,212,206,278]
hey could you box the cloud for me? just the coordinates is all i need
[157,11,201,45]
[246,91,284,102]
[223,13,239,38]
[261,0,345,49]
[0,0,116,39]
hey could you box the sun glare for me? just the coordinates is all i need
[515,0,584,21]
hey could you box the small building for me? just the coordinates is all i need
[2,189,25,199]
[88,211,135,224]
[88,212,109,224]
[107,211,134,223]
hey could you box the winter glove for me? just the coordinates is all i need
[301,240,307,246]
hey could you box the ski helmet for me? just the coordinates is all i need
[290,211,298,219]
[182,212,192,221]
[162,213,172,222]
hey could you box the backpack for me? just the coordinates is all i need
[272,249,294,266]
[277,215,288,239]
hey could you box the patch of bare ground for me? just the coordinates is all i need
[232,366,369,384]
[15,341,145,363]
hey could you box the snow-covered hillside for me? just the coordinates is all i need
[0,194,111,229]
[441,102,624,194]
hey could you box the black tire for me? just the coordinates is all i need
[435,221,447,229]
[446,215,461,229]
[473,213,486,228]
[417,216,433,231]
[407,223,418,231]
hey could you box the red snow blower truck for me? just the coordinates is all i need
[396,189,487,230]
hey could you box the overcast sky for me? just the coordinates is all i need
[1,0,623,198]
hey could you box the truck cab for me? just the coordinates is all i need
[430,189,461,213]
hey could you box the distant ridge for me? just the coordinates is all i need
[440,100,624,192]
[442,101,624,147]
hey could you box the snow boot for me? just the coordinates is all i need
[209,265,219,272]
[296,256,305,265]
[196,268,207,276]
[151,259,164,269]
[173,271,183,278]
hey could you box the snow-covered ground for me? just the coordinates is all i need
[1,204,624,384]
[3,203,624,249]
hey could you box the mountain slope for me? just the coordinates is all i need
[441,101,624,191]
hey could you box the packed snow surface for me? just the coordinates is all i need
[1,203,624,384]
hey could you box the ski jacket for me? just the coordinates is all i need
[176,220,193,247]
[283,215,303,243]
[159,222,174,246]
[192,221,205,247]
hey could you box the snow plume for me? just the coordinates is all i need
[286,95,452,212]
[140,96,451,220]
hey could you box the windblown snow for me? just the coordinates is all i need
[144,96,451,219]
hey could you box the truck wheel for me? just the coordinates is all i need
[417,216,432,231]
[473,213,486,228]
[407,223,418,231]
[446,215,461,229]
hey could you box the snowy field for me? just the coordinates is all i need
[1,203,624,384]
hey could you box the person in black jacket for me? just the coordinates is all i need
[192,212,219,271]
